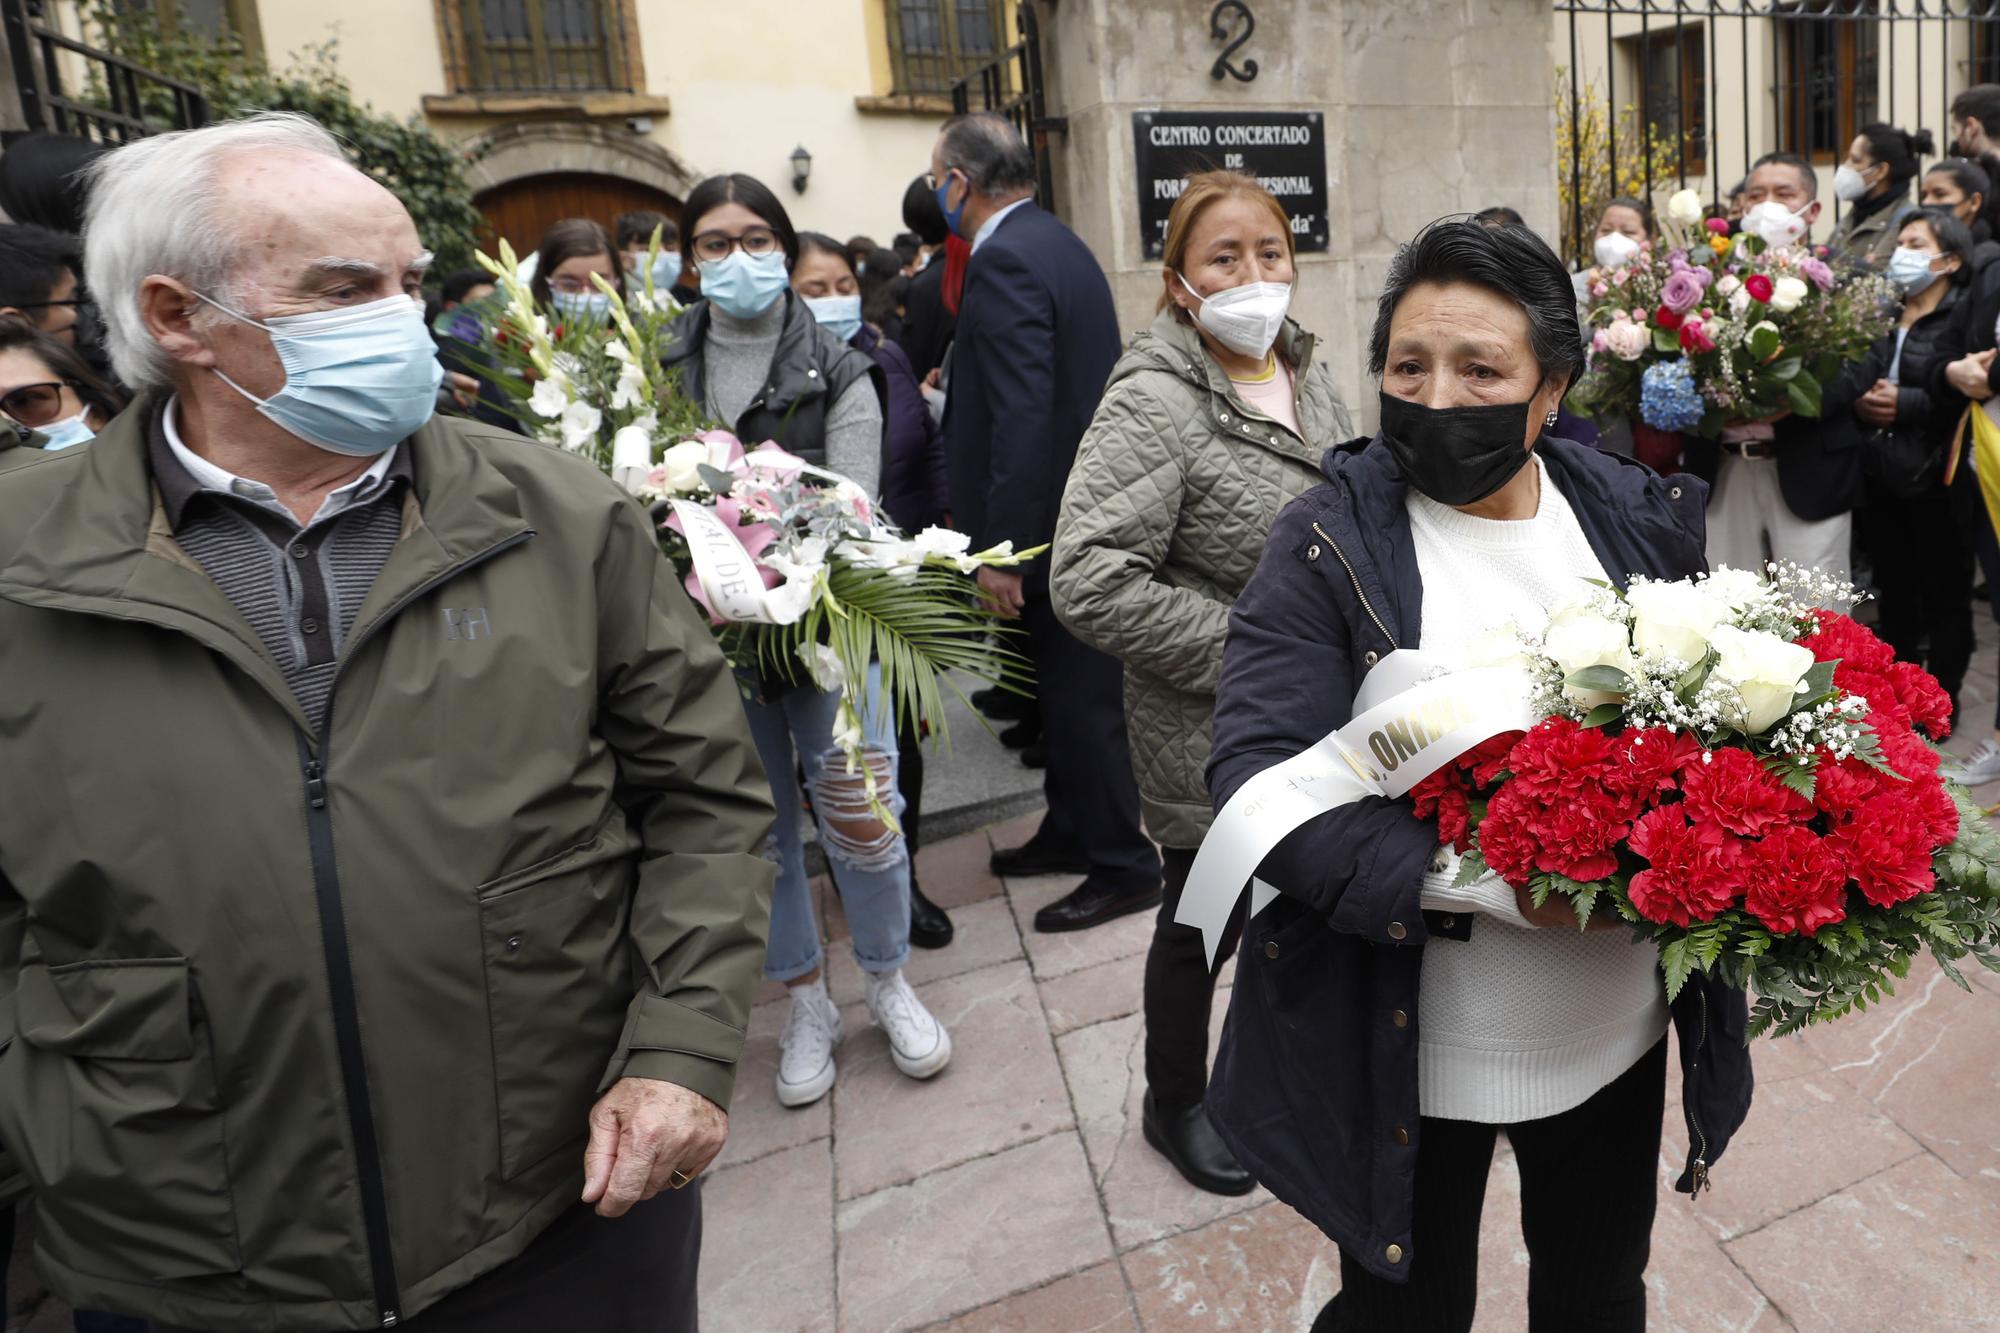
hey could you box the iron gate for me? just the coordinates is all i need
[949,3,1064,211]
[1557,0,2000,262]
[1,0,208,143]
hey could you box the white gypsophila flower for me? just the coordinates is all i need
[1708,624,1816,733]
[1627,577,1731,665]
[528,374,569,420]
[558,399,602,452]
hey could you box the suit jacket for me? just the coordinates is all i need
[898,258,954,378]
[943,201,1122,594]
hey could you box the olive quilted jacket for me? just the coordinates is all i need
[1051,310,1351,847]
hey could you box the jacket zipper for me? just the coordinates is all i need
[1684,985,1711,1197]
[294,528,535,1328]
[1311,521,1399,651]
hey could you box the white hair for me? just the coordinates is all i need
[83,112,348,391]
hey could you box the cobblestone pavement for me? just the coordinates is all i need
[702,619,2000,1333]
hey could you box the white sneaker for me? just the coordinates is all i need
[1948,739,2000,786]
[863,969,952,1080]
[776,978,841,1108]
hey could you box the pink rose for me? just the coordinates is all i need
[1660,269,1706,315]
[1602,318,1649,361]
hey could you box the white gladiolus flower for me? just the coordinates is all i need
[805,643,847,693]
[558,400,601,452]
[1627,579,1730,665]
[528,374,569,420]
[610,360,647,410]
[1708,624,1816,733]
[912,526,972,560]
[606,338,634,364]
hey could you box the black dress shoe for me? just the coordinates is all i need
[909,879,955,949]
[990,838,1092,877]
[1020,742,1048,769]
[971,687,1034,721]
[998,719,1042,750]
[1142,1090,1256,1196]
[1032,878,1162,933]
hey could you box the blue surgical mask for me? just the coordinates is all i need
[553,289,613,322]
[38,410,94,450]
[1886,246,1945,296]
[935,172,967,237]
[650,250,682,290]
[198,291,443,458]
[700,250,790,320]
[804,293,864,342]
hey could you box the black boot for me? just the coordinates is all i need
[1142,1090,1255,1196]
[909,877,954,949]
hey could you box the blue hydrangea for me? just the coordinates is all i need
[1638,359,1705,433]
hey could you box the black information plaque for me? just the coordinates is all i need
[1132,109,1329,259]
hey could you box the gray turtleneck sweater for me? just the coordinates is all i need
[703,300,883,496]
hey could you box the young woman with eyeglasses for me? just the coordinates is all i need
[0,314,125,457]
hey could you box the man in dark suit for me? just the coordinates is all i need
[930,113,1163,932]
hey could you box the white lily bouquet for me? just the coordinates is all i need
[467,241,1040,819]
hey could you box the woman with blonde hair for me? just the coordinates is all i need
[1051,170,1351,1193]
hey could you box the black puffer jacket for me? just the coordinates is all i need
[1840,284,1966,498]
[1205,435,1753,1285]
[660,291,883,467]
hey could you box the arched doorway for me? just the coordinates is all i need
[476,171,681,260]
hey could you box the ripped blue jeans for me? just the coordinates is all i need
[743,662,912,981]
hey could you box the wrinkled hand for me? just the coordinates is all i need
[1855,379,1900,429]
[1513,881,1621,932]
[1948,349,1997,401]
[976,566,1025,619]
[581,1078,727,1218]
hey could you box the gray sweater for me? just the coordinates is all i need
[703,301,884,495]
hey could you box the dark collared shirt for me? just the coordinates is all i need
[148,402,411,733]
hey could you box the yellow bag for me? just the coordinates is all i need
[1947,399,2000,537]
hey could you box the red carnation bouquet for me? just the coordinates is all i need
[1414,565,2000,1038]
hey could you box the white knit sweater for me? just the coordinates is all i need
[1406,455,1669,1124]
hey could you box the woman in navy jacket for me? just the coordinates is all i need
[1206,219,1754,1332]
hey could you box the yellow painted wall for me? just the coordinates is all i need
[247,0,965,241]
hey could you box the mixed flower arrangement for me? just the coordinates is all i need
[465,240,1040,819]
[1566,189,1897,438]
[1413,565,2000,1038]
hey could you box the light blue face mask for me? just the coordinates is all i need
[804,293,863,343]
[650,250,682,290]
[1886,245,1945,297]
[700,250,791,320]
[198,291,443,458]
[552,289,613,322]
[38,410,94,450]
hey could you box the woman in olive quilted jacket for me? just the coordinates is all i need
[1050,171,1351,1196]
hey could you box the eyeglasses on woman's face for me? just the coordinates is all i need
[0,380,78,428]
[690,228,781,263]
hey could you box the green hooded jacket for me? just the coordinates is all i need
[1050,312,1350,847]
[0,399,776,1330]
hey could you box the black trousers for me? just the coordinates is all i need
[1317,1039,1667,1333]
[1145,845,1245,1108]
[154,1185,702,1333]
[1019,594,1160,892]
[1863,487,1975,716]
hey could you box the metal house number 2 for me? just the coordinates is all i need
[1210,1,1258,83]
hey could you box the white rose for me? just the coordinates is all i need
[1626,579,1730,666]
[1714,274,1742,298]
[1700,566,1769,613]
[656,439,712,493]
[1769,275,1810,314]
[1708,625,1815,733]
[1543,607,1637,709]
[1461,620,1536,673]
[1666,188,1705,226]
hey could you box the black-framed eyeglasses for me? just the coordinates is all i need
[0,380,77,428]
[690,228,781,263]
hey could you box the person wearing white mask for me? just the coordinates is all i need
[1705,152,1862,588]
[0,315,125,457]
[1050,170,1351,1196]
[1571,196,1653,310]
[1829,123,1935,272]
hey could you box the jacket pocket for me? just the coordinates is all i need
[0,957,241,1279]
[478,822,636,1179]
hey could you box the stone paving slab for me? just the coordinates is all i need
[923,1262,1140,1333]
[701,1140,836,1333]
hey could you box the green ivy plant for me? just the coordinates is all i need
[81,5,486,275]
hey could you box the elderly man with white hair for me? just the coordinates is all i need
[0,113,775,1331]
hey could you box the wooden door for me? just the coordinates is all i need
[475,172,682,265]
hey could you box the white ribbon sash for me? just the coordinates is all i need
[666,449,871,625]
[1175,651,1542,966]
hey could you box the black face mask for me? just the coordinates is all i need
[1378,391,1536,506]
